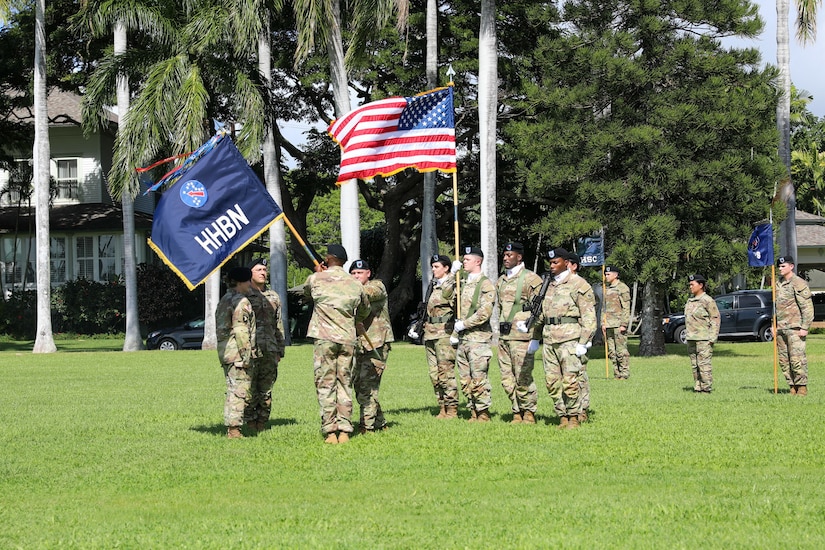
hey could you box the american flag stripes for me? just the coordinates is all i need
[328,86,456,184]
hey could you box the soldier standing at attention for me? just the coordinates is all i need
[409,255,459,419]
[349,259,395,433]
[602,265,631,380]
[216,267,256,439]
[245,258,286,433]
[684,274,720,393]
[522,248,596,429]
[304,245,370,444]
[445,246,496,422]
[496,242,543,424]
[776,256,814,395]
[567,253,592,422]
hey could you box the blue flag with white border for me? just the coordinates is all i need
[747,223,773,267]
[147,135,283,290]
[576,234,604,266]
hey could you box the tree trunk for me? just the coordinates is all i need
[260,25,291,345]
[116,20,144,351]
[478,0,497,282]
[776,0,797,263]
[637,280,666,357]
[202,271,220,350]
[420,0,439,293]
[33,0,55,353]
[328,0,359,265]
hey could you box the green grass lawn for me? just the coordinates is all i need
[1,336,824,548]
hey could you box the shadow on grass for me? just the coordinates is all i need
[0,340,124,353]
[191,417,298,436]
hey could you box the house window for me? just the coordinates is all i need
[2,160,34,205]
[1,237,34,288]
[56,159,79,200]
[76,235,121,282]
[51,237,66,284]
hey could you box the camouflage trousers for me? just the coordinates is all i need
[313,340,355,435]
[541,340,582,417]
[456,339,493,413]
[245,352,279,426]
[353,343,390,431]
[605,327,630,379]
[777,329,808,387]
[687,340,713,392]
[498,339,538,414]
[425,337,458,408]
[578,353,590,411]
[221,361,253,428]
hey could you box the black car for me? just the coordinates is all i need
[662,290,774,344]
[146,318,205,350]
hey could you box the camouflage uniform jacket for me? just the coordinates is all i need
[776,274,814,331]
[359,279,395,350]
[533,272,596,345]
[496,265,543,341]
[684,292,720,342]
[602,279,631,328]
[443,272,495,343]
[216,288,256,365]
[247,287,286,356]
[423,274,455,341]
[304,266,370,346]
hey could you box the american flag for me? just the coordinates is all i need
[328,86,456,184]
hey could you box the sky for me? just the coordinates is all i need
[734,1,825,117]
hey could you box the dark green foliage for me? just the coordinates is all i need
[136,263,204,332]
[51,279,126,334]
[0,291,37,338]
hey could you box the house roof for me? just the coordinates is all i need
[796,209,825,248]
[8,88,118,127]
[0,203,152,234]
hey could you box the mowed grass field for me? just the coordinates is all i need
[1,336,824,548]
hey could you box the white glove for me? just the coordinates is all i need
[451,260,462,273]
[408,328,419,340]
[450,333,460,346]
[515,320,529,333]
[586,341,592,349]
[454,320,465,332]
[575,343,588,357]
[527,340,540,354]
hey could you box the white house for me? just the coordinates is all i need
[0,89,154,294]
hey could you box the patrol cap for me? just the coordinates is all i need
[568,253,581,265]
[778,255,794,265]
[349,259,371,272]
[463,246,484,259]
[546,247,569,260]
[228,266,252,283]
[503,242,524,254]
[688,274,706,283]
[249,257,268,268]
[431,254,451,267]
[327,243,348,261]
[604,265,618,274]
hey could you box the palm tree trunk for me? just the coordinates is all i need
[420,0,438,293]
[776,0,797,261]
[116,19,144,351]
[478,0,498,281]
[202,272,220,350]
[33,0,56,353]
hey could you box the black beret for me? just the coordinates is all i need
[604,265,618,274]
[546,247,569,260]
[463,246,484,258]
[777,256,794,265]
[349,259,371,272]
[503,242,524,254]
[568,253,581,265]
[327,244,348,261]
[431,254,452,267]
[249,257,268,268]
[228,266,252,283]
[688,274,706,283]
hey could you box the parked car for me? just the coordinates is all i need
[662,290,774,344]
[813,293,825,321]
[146,318,206,350]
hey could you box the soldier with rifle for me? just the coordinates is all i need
[409,255,459,418]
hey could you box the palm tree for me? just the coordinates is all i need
[478,0,497,281]
[419,0,438,293]
[32,0,56,353]
[776,0,821,261]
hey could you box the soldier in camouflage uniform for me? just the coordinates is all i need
[304,244,370,444]
[245,258,286,432]
[602,265,631,379]
[216,266,256,439]
[567,253,592,422]
[684,274,720,393]
[496,242,542,424]
[350,259,395,433]
[445,246,496,422]
[524,248,596,429]
[409,255,459,418]
[776,256,814,395]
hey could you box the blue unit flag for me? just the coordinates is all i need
[576,234,604,267]
[747,223,773,267]
[147,135,283,289]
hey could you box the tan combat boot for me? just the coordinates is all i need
[558,416,569,429]
[468,409,478,423]
[790,385,797,395]
[436,404,447,419]
[567,416,580,429]
[476,409,490,422]
[227,427,243,439]
[578,411,588,423]
[511,412,523,424]
[522,411,536,424]
[444,405,458,419]
[338,432,350,444]
[324,432,338,444]
[797,386,808,396]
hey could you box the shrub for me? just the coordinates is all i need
[0,290,37,338]
[52,278,126,334]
